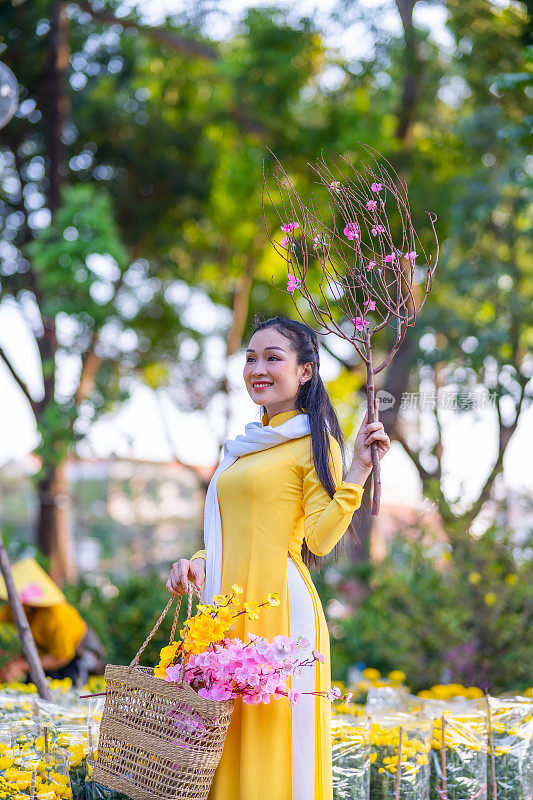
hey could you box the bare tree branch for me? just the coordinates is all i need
[72,0,267,136]
[73,0,220,61]
[262,144,439,513]
[0,346,38,415]
[457,378,528,526]
[393,427,433,484]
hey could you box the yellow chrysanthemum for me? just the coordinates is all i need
[388,670,406,683]
[484,592,497,606]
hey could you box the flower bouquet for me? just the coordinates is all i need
[6,710,97,800]
[55,727,96,800]
[0,692,34,724]
[0,744,72,800]
[157,583,341,710]
[486,696,533,800]
[369,711,433,800]
[429,711,487,800]
[331,714,371,800]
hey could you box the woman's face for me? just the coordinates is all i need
[243,327,313,416]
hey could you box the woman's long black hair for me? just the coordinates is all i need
[251,315,366,571]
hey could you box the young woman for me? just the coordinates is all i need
[166,316,391,800]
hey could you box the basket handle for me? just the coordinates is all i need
[128,581,198,669]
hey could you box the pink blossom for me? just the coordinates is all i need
[164,664,183,682]
[198,685,233,701]
[273,635,294,653]
[365,199,378,211]
[176,633,322,710]
[405,250,417,260]
[329,181,341,193]
[287,274,301,294]
[364,299,376,311]
[350,317,370,332]
[312,234,329,250]
[365,261,376,271]
[371,225,385,236]
[281,222,299,233]
[288,689,301,707]
[344,222,360,241]
[370,182,383,192]
[242,692,260,705]
[312,649,325,663]
[384,253,396,263]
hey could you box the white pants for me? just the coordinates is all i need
[287,556,317,800]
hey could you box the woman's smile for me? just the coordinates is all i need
[252,381,273,392]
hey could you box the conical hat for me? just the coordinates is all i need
[0,558,66,607]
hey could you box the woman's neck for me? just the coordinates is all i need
[263,401,297,422]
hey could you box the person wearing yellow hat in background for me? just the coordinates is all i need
[0,558,106,686]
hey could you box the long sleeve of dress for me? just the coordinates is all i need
[302,436,364,557]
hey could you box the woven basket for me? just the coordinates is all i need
[92,585,234,800]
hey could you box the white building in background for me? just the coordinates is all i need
[0,455,212,577]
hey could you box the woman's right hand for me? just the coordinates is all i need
[166,558,206,596]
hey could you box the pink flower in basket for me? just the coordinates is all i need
[166,634,323,709]
[159,586,356,720]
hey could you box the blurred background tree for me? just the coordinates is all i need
[0,0,532,689]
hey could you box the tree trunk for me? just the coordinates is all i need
[380,331,419,438]
[46,0,69,214]
[36,461,77,584]
[33,1,73,582]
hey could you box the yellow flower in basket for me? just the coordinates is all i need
[154,640,180,678]
[243,601,260,620]
[263,593,281,607]
[155,586,280,678]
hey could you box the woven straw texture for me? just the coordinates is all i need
[92,586,234,800]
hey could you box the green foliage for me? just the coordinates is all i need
[63,572,193,668]
[326,512,533,694]
[0,623,23,669]
[0,0,531,576]
[27,185,127,321]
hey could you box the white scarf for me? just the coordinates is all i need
[202,412,311,604]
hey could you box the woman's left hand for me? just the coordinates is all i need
[352,397,391,470]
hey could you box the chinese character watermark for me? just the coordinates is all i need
[376,388,497,411]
